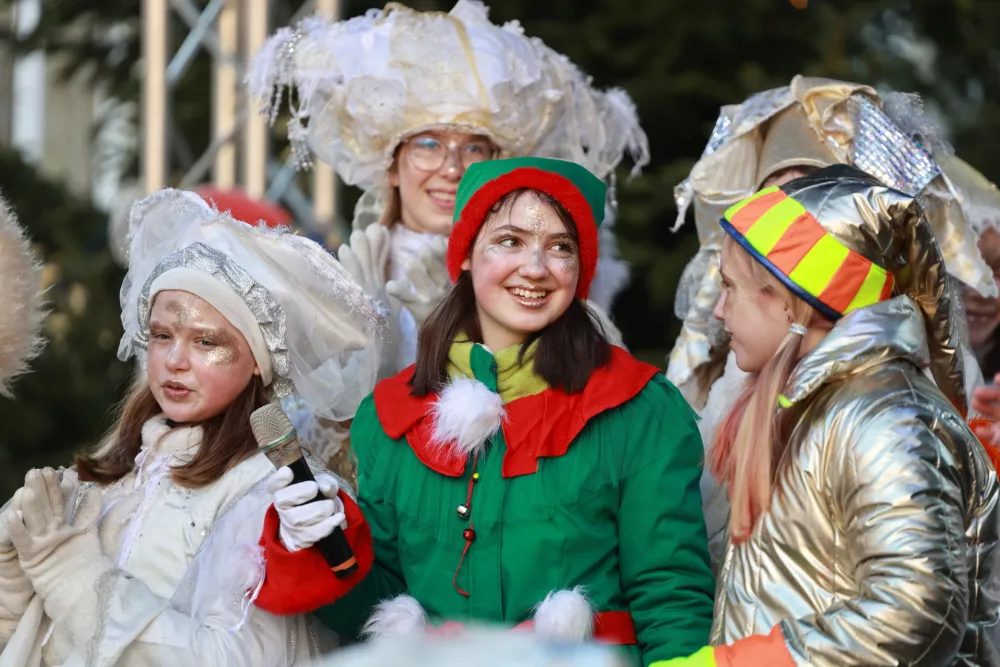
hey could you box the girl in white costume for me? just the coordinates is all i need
[668,77,992,567]
[249,0,649,376]
[0,189,382,666]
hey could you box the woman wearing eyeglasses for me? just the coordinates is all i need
[250,0,648,377]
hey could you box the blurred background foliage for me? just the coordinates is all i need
[0,0,998,495]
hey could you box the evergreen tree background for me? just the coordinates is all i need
[0,0,998,495]
[0,148,129,495]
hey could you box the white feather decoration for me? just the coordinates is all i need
[0,194,45,397]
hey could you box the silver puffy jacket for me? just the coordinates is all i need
[712,297,1000,666]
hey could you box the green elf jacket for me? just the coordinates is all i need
[255,340,714,666]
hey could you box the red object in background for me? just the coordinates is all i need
[969,416,1000,472]
[195,186,292,228]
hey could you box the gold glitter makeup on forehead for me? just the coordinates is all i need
[164,299,195,332]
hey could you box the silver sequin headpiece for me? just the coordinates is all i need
[134,242,293,399]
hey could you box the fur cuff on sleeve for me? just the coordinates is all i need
[255,489,374,615]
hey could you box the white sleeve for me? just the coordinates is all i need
[54,478,312,667]
[72,569,288,667]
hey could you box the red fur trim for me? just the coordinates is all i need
[254,490,374,615]
[446,168,599,299]
[372,347,659,478]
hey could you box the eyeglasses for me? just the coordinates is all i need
[404,134,498,172]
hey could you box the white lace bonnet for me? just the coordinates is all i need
[118,189,384,420]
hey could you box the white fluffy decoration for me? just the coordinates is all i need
[431,377,505,458]
[318,628,625,667]
[0,194,45,397]
[532,587,594,642]
[227,543,266,631]
[363,595,428,638]
[362,589,596,645]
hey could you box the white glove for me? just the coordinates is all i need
[267,466,347,553]
[0,469,80,621]
[8,468,111,625]
[0,494,32,620]
[386,236,451,327]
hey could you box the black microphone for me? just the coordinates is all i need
[251,403,358,578]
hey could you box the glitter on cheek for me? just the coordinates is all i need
[204,344,241,366]
[200,329,244,367]
[555,253,580,277]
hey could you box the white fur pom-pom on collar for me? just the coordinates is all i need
[431,377,505,458]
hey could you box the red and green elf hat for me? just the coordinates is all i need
[447,157,606,299]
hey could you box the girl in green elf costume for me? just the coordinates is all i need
[253,157,715,665]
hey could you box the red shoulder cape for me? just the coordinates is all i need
[374,346,659,478]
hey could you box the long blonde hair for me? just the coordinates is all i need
[711,235,828,541]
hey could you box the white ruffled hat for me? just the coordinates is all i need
[118,189,384,421]
[246,0,649,189]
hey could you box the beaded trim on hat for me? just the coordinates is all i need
[133,242,293,399]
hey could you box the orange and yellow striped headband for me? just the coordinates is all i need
[721,186,894,321]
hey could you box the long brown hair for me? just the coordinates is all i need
[410,189,611,396]
[711,235,829,540]
[377,158,402,229]
[76,373,270,488]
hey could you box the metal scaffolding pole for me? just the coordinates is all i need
[142,0,169,194]
[313,0,340,237]
[242,0,269,199]
[141,0,327,237]
[213,0,238,189]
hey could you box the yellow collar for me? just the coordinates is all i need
[447,336,548,404]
